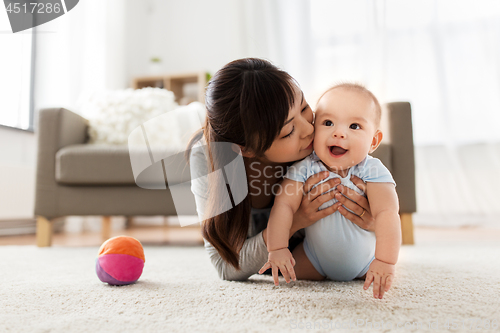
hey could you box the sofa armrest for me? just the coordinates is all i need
[385,102,417,214]
[34,108,89,219]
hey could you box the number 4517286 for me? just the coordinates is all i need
[6,2,61,14]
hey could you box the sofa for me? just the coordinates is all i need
[34,102,416,247]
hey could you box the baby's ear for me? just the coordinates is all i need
[369,130,383,153]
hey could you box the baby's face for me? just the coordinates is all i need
[313,88,380,174]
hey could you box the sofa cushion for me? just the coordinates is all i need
[56,143,392,186]
[370,143,392,173]
[55,144,191,186]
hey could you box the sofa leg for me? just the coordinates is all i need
[102,216,112,242]
[125,216,134,229]
[400,213,415,245]
[36,216,53,247]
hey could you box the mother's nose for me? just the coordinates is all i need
[300,118,314,138]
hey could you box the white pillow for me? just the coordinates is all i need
[77,87,205,149]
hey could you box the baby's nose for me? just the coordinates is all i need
[333,131,345,139]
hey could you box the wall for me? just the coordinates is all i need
[127,0,247,82]
[0,127,36,220]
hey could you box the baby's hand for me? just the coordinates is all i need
[363,258,395,299]
[258,248,297,286]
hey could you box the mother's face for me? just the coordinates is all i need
[261,87,315,164]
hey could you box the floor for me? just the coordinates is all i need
[0,225,204,247]
[2,230,500,332]
[1,225,500,247]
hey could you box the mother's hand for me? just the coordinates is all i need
[290,172,375,235]
[334,175,375,232]
[290,171,342,235]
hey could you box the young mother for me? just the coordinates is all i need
[188,58,375,281]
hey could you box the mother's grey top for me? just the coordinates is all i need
[189,139,304,281]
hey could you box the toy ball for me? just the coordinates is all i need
[96,236,145,285]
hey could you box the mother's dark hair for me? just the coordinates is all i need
[187,58,298,269]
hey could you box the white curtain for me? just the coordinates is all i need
[35,0,127,115]
[239,0,315,94]
[243,0,500,227]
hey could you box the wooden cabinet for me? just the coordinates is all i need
[133,72,209,105]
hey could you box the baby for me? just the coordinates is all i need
[259,83,401,299]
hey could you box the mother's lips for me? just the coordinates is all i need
[304,140,314,150]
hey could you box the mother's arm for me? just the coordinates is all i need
[190,143,268,281]
[193,177,273,280]
[203,230,268,281]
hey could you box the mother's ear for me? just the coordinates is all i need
[232,144,256,158]
[369,130,383,153]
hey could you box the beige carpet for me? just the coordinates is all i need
[1,241,499,332]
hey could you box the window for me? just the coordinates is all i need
[0,9,35,132]
[309,0,500,145]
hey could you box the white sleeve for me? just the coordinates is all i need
[355,156,396,186]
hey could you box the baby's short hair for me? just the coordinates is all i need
[319,83,382,128]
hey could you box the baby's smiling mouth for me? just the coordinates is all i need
[329,145,348,156]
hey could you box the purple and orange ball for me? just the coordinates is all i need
[96,236,145,285]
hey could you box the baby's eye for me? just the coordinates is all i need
[324,120,333,126]
[349,123,361,130]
